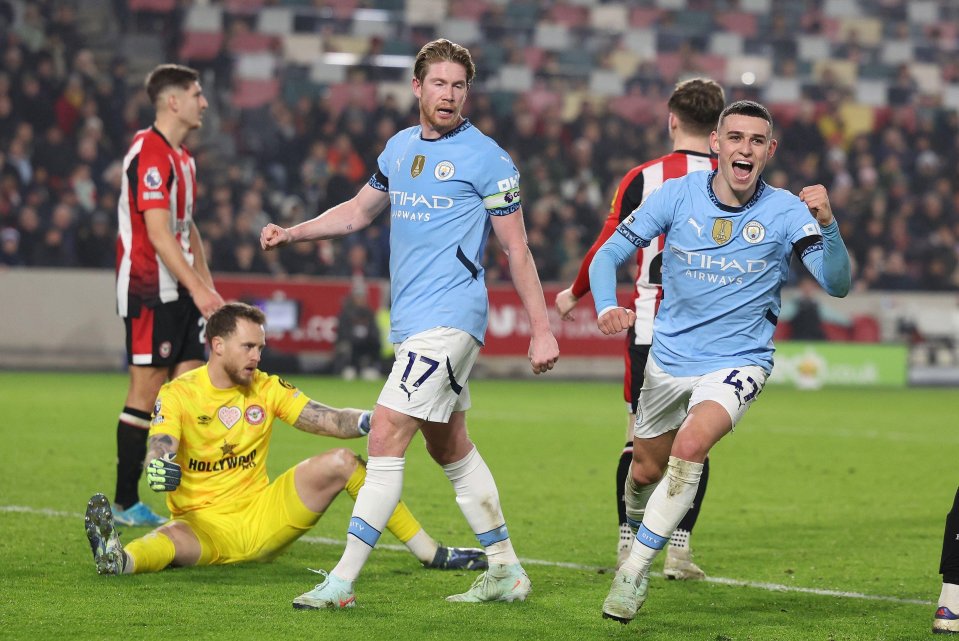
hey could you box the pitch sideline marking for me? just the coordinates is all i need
[5,505,931,606]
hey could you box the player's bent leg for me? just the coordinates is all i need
[622,430,674,568]
[294,448,357,514]
[671,401,732,463]
[342,453,484,569]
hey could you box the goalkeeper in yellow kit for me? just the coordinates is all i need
[84,302,485,575]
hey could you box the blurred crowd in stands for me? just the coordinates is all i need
[0,0,958,292]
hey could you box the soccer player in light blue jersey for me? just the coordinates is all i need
[588,100,851,624]
[261,38,559,609]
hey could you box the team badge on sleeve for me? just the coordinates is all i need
[802,222,821,236]
[144,167,162,190]
[742,221,765,243]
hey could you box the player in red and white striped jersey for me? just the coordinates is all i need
[112,64,223,527]
[555,78,725,577]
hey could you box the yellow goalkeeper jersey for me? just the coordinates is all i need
[150,365,310,516]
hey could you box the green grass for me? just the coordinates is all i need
[0,372,954,640]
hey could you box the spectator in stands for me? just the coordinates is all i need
[0,226,22,266]
[333,279,382,381]
[76,210,114,269]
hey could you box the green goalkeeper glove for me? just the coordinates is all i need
[147,453,181,492]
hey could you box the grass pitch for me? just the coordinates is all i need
[0,371,954,640]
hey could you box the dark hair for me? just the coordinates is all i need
[206,302,265,342]
[717,100,774,132]
[145,64,200,105]
[668,78,726,136]
[413,38,475,86]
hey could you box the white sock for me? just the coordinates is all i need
[332,456,405,582]
[442,447,519,565]
[941,582,959,609]
[670,528,691,550]
[404,529,439,564]
[621,456,703,577]
[624,473,659,532]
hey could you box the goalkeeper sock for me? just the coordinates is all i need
[125,530,175,574]
[442,447,519,566]
[115,408,150,509]
[621,456,703,578]
[333,456,404,581]
[345,457,432,562]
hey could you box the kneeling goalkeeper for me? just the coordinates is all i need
[84,302,485,574]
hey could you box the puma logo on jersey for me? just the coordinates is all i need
[687,217,704,237]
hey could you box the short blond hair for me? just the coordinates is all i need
[413,38,475,86]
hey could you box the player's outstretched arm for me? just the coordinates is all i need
[261,184,389,250]
[293,400,371,439]
[491,208,559,375]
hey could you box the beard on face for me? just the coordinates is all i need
[224,360,254,386]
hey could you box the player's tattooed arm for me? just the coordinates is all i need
[145,434,179,464]
[293,400,365,439]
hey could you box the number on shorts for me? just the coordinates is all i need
[401,351,440,391]
[723,369,760,406]
[198,317,207,344]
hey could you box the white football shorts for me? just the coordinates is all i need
[377,326,480,423]
[634,357,767,439]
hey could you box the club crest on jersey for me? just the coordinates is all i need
[434,160,455,180]
[411,155,426,178]
[144,167,162,190]
[245,405,265,425]
[159,341,172,358]
[743,221,765,244]
[711,219,734,246]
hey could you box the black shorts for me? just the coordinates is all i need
[623,326,651,414]
[124,297,205,367]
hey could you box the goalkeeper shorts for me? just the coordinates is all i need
[173,466,322,565]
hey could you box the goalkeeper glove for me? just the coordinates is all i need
[358,411,372,436]
[147,453,181,492]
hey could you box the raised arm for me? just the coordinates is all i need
[261,184,389,250]
[798,185,851,297]
[490,208,559,374]
[293,400,371,439]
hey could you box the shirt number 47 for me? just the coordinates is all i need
[723,369,761,408]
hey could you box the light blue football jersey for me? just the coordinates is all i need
[589,171,850,376]
[368,120,521,344]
